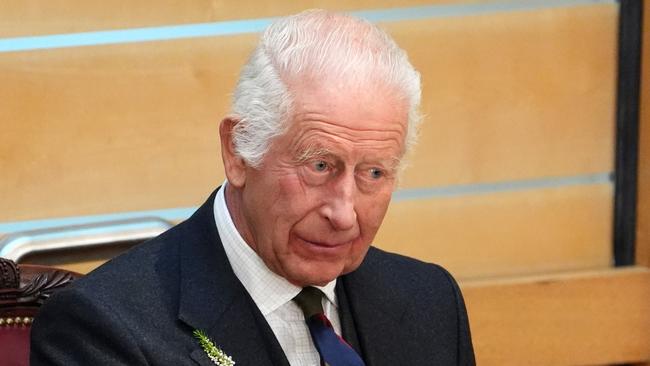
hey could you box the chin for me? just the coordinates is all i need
[291,271,338,287]
[280,243,371,286]
[289,259,365,287]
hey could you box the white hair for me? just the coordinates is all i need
[230,9,422,168]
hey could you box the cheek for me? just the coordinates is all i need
[275,174,322,213]
[276,174,307,198]
[357,193,392,236]
[268,176,321,236]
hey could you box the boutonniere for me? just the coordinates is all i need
[193,329,236,366]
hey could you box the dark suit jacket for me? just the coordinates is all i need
[31,190,475,365]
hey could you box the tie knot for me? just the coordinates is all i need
[293,287,324,319]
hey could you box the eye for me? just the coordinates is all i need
[369,168,384,179]
[312,160,329,172]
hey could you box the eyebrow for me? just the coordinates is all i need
[386,156,402,170]
[293,144,333,164]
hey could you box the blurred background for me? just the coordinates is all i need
[1,0,648,364]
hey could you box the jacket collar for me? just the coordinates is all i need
[176,189,289,366]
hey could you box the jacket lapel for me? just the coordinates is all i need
[336,281,362,354]
[339,249,408,366]
[176,190,290,366]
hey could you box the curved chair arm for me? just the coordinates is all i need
[0,217,173,262]
[0,258,82,311]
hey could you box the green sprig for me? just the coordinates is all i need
[193,329,236,366]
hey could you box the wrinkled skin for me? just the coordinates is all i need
[220,81,408,286]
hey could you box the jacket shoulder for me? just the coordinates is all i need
[348,246,475,364]
[359,246,461,296]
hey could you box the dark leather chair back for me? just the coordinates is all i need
[0,258,81,366]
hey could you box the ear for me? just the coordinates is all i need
[219,117,247,188]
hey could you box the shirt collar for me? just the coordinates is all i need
[213,182,337,315]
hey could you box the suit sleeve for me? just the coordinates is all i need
[30,287,149,365]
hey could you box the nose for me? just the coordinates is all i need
[321,173,357,231]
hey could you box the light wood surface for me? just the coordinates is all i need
[0,35,248,221]
[40,259,107,275]
[1,4,617,222]
[637,0,650,267]
[28,182,613,278]
[376,183,613,279]
[0,0,462,37]
[464,266,650,365]
[1,2,642,365]
[389,4,617,187]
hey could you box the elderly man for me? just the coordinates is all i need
[31,9,474,366]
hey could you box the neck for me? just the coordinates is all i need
[223,183,257,253]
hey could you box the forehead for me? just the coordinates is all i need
[286,78,409,144]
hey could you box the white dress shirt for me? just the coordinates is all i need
[214,183,342,366]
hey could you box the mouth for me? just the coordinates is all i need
[293,234,358,253]
[300,236,356,247]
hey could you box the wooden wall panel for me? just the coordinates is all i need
[376,183,612,279]
[21,181,613,277]
[1,3,638,365]
[1,4,618,223]
[0,0,453,37]
[464,267,650,365]
[387,4,617,188]
[637,0,650,267]
[0,35,256,221]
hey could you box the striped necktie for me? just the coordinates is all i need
[293,287,365,366]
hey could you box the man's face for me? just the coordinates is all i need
[224,80,408,287]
